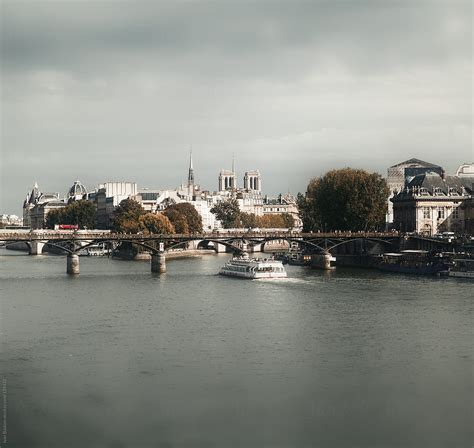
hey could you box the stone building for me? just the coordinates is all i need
[243,170,261,192]
[23,183,66,229]
[386,158,444,228]
[391,172,474,235]
[462,196,474,235]
[263,194,302,228]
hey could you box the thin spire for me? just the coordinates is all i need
[187,148,194,187]
[232,153,235,174]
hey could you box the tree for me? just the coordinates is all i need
[164,208,189,234]
[46,208,65,229]
[45,200,96,229]
[138,213,175,234]
[281,213,295,228]
[164,203,202,234]
[239,212,259,229]
[113,198,145,233]
[300,168,389,232]
[210,198,240,228]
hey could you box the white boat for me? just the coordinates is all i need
[448,258,474,279]
[219,253,287,279]
[78,243,111,257]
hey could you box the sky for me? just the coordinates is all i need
[1,0,472,214]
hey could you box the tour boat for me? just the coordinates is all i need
[377,250,450,275]
[448,258,474,279]
[219,253,287,279]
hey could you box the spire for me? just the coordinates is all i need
[232,153,235,174]
[187,149,194,188]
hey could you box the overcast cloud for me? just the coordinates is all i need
[1,0,472,214]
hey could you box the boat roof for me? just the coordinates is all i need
[400,250,428,254]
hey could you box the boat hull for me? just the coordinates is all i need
[219,270,287,279]
[448,271,474,279]
[377,264,445,275]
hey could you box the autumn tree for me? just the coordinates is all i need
[299,168,389,232]
[112,198,145,233]
[138,213,175,234]
[239,212,259,228]
[45,200,96,229]
[210,198,240,228]
[164,203,202,234]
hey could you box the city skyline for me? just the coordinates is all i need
[1,1,472,214]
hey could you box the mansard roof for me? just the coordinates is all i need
[389,158,442,169]
[392,172,474,202]
[407,172,474,193]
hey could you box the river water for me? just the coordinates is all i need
[0,250,472,447]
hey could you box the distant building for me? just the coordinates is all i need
[391,172,474,235]
[23,183,66,229]
[95,182,138,229]
[462,196,474,235]
[456,163,474,177]
[243,170,261,192]
[67,180,88,202]
[386,158,444,227]
[263,193,301,228]
[0,214,23,227]
[218,169,236,192]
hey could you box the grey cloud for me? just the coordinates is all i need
[1,1,472,213]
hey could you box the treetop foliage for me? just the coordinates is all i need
[210,198,241,228]
[298,168,389,232]
[46,200,96,229]
[112,198,145,233]
[164,202,203,234]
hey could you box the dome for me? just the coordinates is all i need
[68,180,87,199]
[456,163,474,177]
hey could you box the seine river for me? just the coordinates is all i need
[0,249,472,447]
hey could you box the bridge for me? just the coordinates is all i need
[0,229,456,275]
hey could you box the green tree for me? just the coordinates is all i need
[63,200,97,229]
[45,201,96,229]
[113,198,145,233]
[210,198,240,228]
[164,203,202,234]
[138,213,175,234]
[301,168,389,232]
[46,208,65,229]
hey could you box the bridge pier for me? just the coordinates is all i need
[29,241,45,255]
[151,252,166,273]
[67,254,80,275]
[310,253,336,270]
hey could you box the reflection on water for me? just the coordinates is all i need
[1,250,473,447]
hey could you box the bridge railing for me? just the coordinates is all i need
[0,229,401,241]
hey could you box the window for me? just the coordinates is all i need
[452,207,459,220]
[438,207,445,220]
[423,207,431,219]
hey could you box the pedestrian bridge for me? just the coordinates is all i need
[0,229,452,275]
